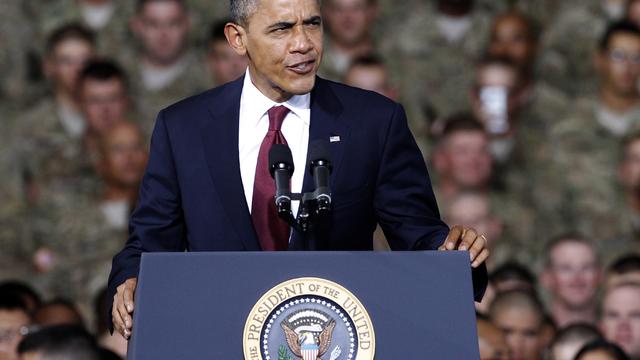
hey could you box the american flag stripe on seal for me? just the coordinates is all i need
[301,344,319,360]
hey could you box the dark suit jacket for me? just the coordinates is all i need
[107,76,487,316]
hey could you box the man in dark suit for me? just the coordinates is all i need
[109,0,490,339]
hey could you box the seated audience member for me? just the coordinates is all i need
[477,315,511,359]
[575,339,631,360]
[319,0,378,81]
[343,55,398,101]
[546,323,602,360]
[489,289,547,360]
[16,325,101,360]
[0,292,32,360]
[542,235,601,328]
[605,254,640,288]
[599,282,640,359]
[0,283,41,316]
[206,19,248,86]
[33,299,84,329]
[93,288,126,359]
[77,59,131,157]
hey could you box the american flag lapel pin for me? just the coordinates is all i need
[330,135,341,143]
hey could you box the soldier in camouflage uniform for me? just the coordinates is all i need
[549,21,640,243]
[537,0,629,98]
[318,0,378,82]
[29,121,147,322]
[381,0,494,151]
[29,0,134,58]
[15,23,98,207]
[123,0,209,137]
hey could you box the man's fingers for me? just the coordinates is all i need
[457,228,477,251]
[468,234,487,261]
[123,284,135,313]
[443,225,464,250]
[472,249,490,268]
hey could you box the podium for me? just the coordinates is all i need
[127,251,480,359]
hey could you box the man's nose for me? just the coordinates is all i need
[291,27,314,53]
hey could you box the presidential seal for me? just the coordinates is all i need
[243,277,375,360]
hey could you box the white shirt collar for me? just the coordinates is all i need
[242,69,311,127]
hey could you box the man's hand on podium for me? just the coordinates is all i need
[113,277,137,340]
[438,225,489,268]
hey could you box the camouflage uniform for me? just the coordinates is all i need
[120,50,210,137]
[29,185,129,323]
[14,98,98,207]
[537,1,612,98]
[30,0,134,57]
[380,1,493,154]
[547,97,640,245]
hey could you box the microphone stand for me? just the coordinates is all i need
[276,192,330,250]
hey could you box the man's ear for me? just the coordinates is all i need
[225,22,248,56]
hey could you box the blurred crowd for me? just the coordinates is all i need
[1,0,640,359]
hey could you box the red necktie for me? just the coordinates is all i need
[251,105,291,251]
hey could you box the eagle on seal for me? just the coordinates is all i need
[281,319,336,360]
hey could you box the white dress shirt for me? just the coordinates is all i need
[238,69,310,218]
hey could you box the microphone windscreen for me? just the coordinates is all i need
[308,139,331,162]
[269,144,294,168]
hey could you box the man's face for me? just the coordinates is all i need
[100,124,148,188]
[600,286,640,358]
[45,39,94,94]
[440,131,493,189]
[0,309,30,360]
[322,0,375,46]
[446,194,500,249]
[239,0,323,101]
[79,78,129,135]
[344,64,396,100]
[620,139,640,191]
[477,320,511,359]
[489,15,536,72]
[133,1,190,65]
[599,33,640,97]
[207,39,249,85]
[493,307,543,360]
[545,241,600,310]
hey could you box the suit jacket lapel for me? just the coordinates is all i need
[291,78,349,249]
[201,77,261,251]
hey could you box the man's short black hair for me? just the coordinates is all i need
[607,253,640,275]
[45,23,95,56]
[575,339,630,360]
[17,325,100,360]
[441,112,485,138]
[136,0,186,13]
[0,290,29,313]
[490,261,535,286]
[78,59,128,89]
[599,20,640,52]
[0,281,42,311]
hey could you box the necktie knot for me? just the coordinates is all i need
[268,105,290,131]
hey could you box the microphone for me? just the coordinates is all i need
[269,144,295,215]
[308,140,332,215]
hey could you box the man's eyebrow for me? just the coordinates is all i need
[267,21,295,31]
[303,15,322,25]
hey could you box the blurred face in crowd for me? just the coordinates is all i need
[207,38,248,85]
[322,0,376,46]
[543,241,601,310]
[492,305,543,360]
[552,339,593,360]
[225,0,323,102]
[344,63,397,100]
[132,0,190,66]
[629,0,640,27]
[0,309,30,360]
[98,122,148,189]
[477,319,511,359]
[598,32,640,98]
[600,285,640,358]
[576,349,620,360]
[79,77,129,135]
[34,304,82,328]
[445,193,501,250]
[489,14,537,73]
[435,130,493,189]
[45,39,94,95]
[620,138,640,192]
